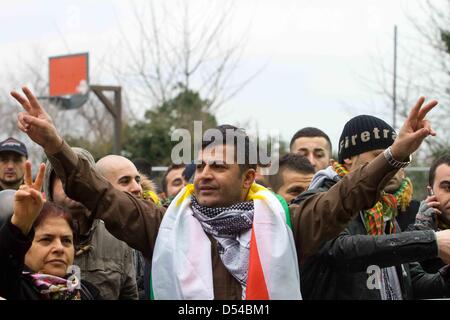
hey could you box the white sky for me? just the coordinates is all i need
[0,0,438,155]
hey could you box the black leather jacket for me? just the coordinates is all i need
[294,183,450,300]
[0,220,100,300]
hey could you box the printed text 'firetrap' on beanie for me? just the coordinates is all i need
[338,115,396,163]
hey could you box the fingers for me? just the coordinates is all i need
[29,189,44,204]
[33,163,46,191]
[11,90,33,114]
[427,201,441,209]
[422,120,437,136]
[22,87,43,114]
[14,189,30,201]
[417,99,438,121]
[407,96,425,122]
[409,127,430,143]
[17,113,30,131]
[24,161,32,186]
[14,189,42,205]
[17,119,28,133]
[21,113,48,130]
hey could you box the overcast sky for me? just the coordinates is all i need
[0,0,438,155]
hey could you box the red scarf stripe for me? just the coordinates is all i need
[246,228,269,300]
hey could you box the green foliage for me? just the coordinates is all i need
[123,89,217,165]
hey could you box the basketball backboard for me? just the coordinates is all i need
[49,52,89,97]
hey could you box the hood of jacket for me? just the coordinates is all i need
[43,147,96,201]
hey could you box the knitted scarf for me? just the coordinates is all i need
[332,162,401,235]
[392,177,413,213]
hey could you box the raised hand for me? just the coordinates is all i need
[11,161,46,235]
[11,87,63,155]
[390,96,438,161]
[424,193,442,215]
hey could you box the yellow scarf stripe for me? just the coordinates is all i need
[176,184,195,206]
[176,182,268,207]
[246,183,268,201]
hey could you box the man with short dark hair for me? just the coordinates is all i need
[299,115,450,300]
[0,137,28,191]
[289,127,332,172]
[268,153,315,203]
[409,154,450,275]
[161,164,186,200]
[13,87,450,300]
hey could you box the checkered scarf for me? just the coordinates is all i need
[191,196,254,287]
[332,162,398,235]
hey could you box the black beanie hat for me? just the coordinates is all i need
[338,115,396,163]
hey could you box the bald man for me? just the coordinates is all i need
[96,155,150,299]
[96,155,143,198]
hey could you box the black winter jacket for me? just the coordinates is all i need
[295,183,450,300]
[0,220,100,300]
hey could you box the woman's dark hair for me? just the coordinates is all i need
[33,202,77,237]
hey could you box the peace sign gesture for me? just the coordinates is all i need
[11,87,63,155]
[11,161,46,235]
[390,96,438,161]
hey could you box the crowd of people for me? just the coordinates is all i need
[0,87,450,300]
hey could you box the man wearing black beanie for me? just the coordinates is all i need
[297,114,450,300]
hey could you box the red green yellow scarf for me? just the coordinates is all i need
[332,162,409,235]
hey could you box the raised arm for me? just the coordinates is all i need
[0,161,45,299]
[11,87,165,260]
[290,96,438,258]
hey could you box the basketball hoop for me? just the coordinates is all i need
[45,52,89,109]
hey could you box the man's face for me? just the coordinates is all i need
[290,137,331,172]
[165,168,186,198]
[346,149,384,172]
[384,169,405,193]
[194,144,254,207]
[105,162,142,198]
[276,169,314,203]
[25,216,75,278]
[432,164,450,224]
[0,151,26,187]
[52,178,87,216]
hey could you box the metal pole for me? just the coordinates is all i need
[114,87,122,155]
[393,25,398,130]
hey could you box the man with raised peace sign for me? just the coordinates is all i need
[10,86,450,300]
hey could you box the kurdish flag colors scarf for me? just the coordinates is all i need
[151,183,301,300]
[332,162,413,235]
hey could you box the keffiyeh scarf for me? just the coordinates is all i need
[151,183,301,300]
[191,197,254,288]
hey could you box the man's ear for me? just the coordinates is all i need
[243,169,256,189]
